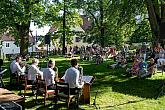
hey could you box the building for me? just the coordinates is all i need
[0,32,36,58]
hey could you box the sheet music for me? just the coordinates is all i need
[82,76,93,84]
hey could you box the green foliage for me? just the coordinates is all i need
[76,0,153,48]
[47,0,83,45]
[130,20,152,43]
[0,0,52,55]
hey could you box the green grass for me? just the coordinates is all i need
[1,57,165,110]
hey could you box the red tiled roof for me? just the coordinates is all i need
[29,31,35,44]
[1,33,15,41]
[1,32,35,43]
[80,15,92,30]
[49,26,57,33]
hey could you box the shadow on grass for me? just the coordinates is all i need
[112,77,164,99]
[25,99,44,109]
[101,99,145,109]
[25,98,85,110]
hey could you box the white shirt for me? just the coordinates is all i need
[62,67,83,88]
[43,68,56,86]
[10,60,26,75]
[28,64,43,81]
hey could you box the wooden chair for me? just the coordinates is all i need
[35,80,55,106]
[54,82,79,108]
[9,68,19,86]
[20,75,34,97]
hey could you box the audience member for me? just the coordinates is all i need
[138,58,148,77]
[127,58,140,76]
[141,58,156,78]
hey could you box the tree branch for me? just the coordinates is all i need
[86,9,100,29]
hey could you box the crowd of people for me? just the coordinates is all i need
[108,43,165,78]
[79,45,116,64]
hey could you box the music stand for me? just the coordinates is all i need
[92,91,100,109]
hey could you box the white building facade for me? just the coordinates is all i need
[0,33,36,58]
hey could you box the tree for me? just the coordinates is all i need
[145,0,165,43]
[50,0,83,55]
[0,0,51,56]
[75,0,111,47]
[76,0,142,48]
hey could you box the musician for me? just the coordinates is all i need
[43,60,58,89]
[10,56,26,75]
[28,58,43,81]
[62,59,84,94]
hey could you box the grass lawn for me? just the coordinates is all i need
[1,56,165,110]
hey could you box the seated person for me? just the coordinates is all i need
[127,58,140,76]
[157,52,165,67]
[119,56,127,68]
[108,53,121,68]
[148,58,157,75]
[43,60,58,89]
[141,58,156,78]
[10,56,26,75]
[96,55,103,64]
[28,58,43,81]
[62,59,84,95]
[109,53,127,68]
[138,58,148,77]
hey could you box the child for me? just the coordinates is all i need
[141,58,156,78]
[127,58,140,76]
[138,58,148,78]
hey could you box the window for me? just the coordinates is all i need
[75,37,81,42]
[6,43,10,47]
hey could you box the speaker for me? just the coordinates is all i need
[44,35,50,44]
[160,22,165,39]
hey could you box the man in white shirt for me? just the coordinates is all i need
[10,56,26,75]
[43,60,58,89]
[62,59,84,94]
[28,58,43,81]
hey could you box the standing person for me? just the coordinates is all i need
[43,60,58,89]
[10,56,26,75]
[62,59,84,95]
[28,58,43,81]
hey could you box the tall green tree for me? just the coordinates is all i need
[0,0,52,56]
[50,0,83,55]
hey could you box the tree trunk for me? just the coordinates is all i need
[100,0,104,48]
[145,0,160,42]
[19,23,30,57]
